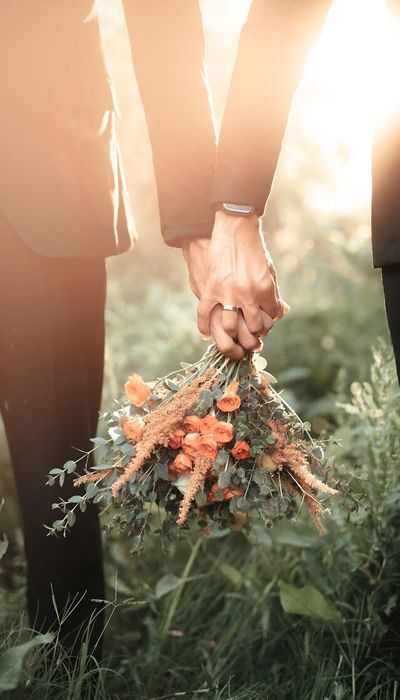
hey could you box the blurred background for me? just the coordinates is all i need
[1,1,398,697]
[97,0,388,416]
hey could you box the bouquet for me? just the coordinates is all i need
[47,345,340,552]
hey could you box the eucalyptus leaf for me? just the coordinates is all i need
[165,378,180,391]
[67,510,76,527]
[90,436,109,446]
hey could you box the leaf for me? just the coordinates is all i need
[219,563,243,586]
[67,510,76,527]
[253,354,268,371]
[0,534,8,561]
[0,633,54,690]
[90,436,109,446]
[197,389,214,410]
[67,495,83,504]
[165,378,180,392]
[155,463,169,479]
[64,460,77,474]
[270,522,318,548]
[278,581,341,625]
[86,482,98,499]
[154,574,182,599]
[261,371,277,384]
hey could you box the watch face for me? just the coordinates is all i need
[222,203,255,216]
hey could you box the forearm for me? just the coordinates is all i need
[212,0,332,214]
[122,0,217,246]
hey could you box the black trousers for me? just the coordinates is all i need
[0,213,105,650]
[382,265,400,382]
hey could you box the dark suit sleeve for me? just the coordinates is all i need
[211,0,332,216]
[122,0,217,246]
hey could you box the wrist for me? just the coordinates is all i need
[213,210,260,238]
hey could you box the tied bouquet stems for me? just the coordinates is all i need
[47,344,340,552]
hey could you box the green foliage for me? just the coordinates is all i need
[0,345,399,699]
[0,634,54,691]
[278,580,342,624]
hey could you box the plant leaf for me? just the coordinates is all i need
[154,574,182,599]
[219,563,243,586]
[0,633,54,690]
[165,378,180,392]
[278,581,341,624]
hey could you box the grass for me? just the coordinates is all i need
[1,342,399,698]
[0,228,396,699]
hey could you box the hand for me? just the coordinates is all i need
[181,213,287,359]
[182,237,258,359]
[191,212,288,344]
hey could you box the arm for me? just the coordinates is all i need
[193,0,332,350]
[121,0,216,246]
[212,0,332,212]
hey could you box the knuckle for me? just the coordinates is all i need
[242,337,258,351]
[219,340,234,355]
[248,318,264,335]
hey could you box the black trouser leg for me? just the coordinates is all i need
[381,265,400,661]
[0,217,106,655]
[382,264,400,383]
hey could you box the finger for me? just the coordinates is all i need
[197,295,217,339]
[247,311,275,352]
[259,286,283,321]
[241,303,265,337]
[261,310,274,335]
[236,313,261,351]
[210,307,245,361]
[221,305,240,339]
[266,264,287,321]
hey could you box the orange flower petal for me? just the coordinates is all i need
[231,440,251,460]
[124,374,151,407]
[170,452,193,474]
[120,417,144,443]
[183,415,202,433]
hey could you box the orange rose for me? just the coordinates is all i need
[199,414,219,435]
[208,483,244,502]
[168,428,185,450]
[120,416,144,443]
[208,483,221,502]
[170,452,193,474]
[216,380,241,413]
[124,374,151,407]
[212,420,234,445]
[231,440,251,460]
[197,435,218,461]
[182,432,201,458]
[183,415,202,433]
[223,486,245,500]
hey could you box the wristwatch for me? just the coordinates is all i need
[215,202,256,217]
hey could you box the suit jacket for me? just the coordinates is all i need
[211,0,397,268]
[0,1,217,258]
[1,1,393,267]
